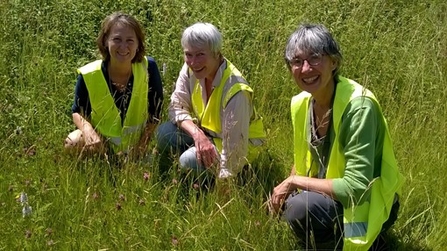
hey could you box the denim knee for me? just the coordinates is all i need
[156,122,176,151]
[179,147,205,171]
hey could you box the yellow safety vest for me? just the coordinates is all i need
[291,77,404,250]
[78,58,149,153]
[191,59,266,162]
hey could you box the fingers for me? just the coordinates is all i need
[197,152,217,168]
[196,139,219,168]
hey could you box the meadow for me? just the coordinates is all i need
[0,0,446,250]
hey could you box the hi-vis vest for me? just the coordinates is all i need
[78,58,149,153]
[291,77,404,251]
[191,59,266,162]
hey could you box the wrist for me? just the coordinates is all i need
[192,126,206,142]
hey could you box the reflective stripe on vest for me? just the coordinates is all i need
[78,58,149,152]
[291,76,404,250]
[190,59,266,160]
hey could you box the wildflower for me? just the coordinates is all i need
[14,126,22,135]
[25,229,32,239]
[192,183,200,190]
[18,192,28,204]
[22,205,32,217]
[171,236,179,246]
[118,194,126,201]
[24,145,36,156]
[115,202,122,210]
[92,192,99,200]
[143,172,150,181]
[162,63,167,76]
[139,199,146,206]
[47,239,55,246]
[45,228,53,237]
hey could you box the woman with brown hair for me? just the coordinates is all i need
[65,12,163,159]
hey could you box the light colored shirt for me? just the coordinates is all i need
[169,60,253,176]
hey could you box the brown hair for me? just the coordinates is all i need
[96,12,146,63]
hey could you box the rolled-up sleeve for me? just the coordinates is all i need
[168,63,194,123]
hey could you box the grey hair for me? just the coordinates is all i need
[181,22,223,55]
[284,24,342,76]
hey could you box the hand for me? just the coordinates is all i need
[82,128,103,153]
[270,176,297,214]
[193,131,219,168]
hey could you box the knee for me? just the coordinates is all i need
[283,193,309,224]
[64,130,82,150]
[155,122,176,149]
[179,148,201,170]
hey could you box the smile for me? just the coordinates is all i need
[193,67,205,73]
[302,76,318,84]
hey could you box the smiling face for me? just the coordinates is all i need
[106,23,138,65]
[290,50,336,97]
[183,45,221,82]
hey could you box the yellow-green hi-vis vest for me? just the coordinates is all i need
[78,58,149,153]
[191,59,266,163]
[291,77,404,251]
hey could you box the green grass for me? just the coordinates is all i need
[1,0,446,250]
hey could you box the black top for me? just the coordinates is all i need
[71,56,163,123]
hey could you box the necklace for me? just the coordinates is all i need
[111,81,127,93]
[109,69,132,93]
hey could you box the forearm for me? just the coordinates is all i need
[288,175,335,198]
[72,113,95,133]
[178,119,207,142]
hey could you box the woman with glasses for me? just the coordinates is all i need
[269,23,404,250]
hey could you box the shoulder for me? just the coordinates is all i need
[291,91,311,105]
[78,60,103,74]
[342,96,383,127]
[145,56,159,68]
[346,96,377,111]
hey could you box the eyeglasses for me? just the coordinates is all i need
[289,53,324,68]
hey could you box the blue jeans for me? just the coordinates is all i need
[156,121,217,174]
[283,191,399,250]
[283,191,344,249]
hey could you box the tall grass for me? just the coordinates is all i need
[0,0,446,250]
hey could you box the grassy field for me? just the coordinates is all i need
[0,0,446,250]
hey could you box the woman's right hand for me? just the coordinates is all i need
[82,127,103,152]
[194,132,219,168]
[72,113,104,154]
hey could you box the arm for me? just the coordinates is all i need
[168,63,195,123]
[71,74,103,151]
[72,112,103,151]
[219,90,251,177]
[331,97,379,207]
[270,175,334,214]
